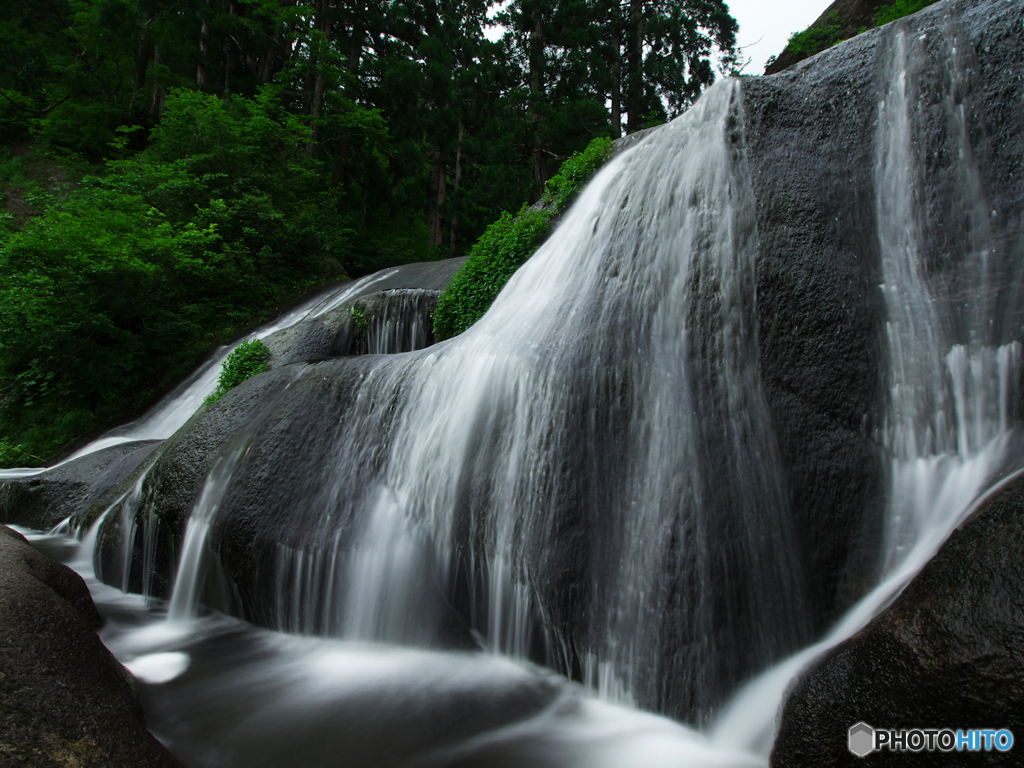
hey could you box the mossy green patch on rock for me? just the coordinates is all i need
[764,0,941,75]
[432,137,613,340]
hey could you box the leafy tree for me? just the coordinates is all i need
[0,184,220,464]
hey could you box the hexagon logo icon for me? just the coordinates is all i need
[848,722,875,757]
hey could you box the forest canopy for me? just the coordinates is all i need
[0,0,737,466]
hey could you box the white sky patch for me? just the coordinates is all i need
[727,0,828,73]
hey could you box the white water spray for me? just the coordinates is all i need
[712,21,1020,755]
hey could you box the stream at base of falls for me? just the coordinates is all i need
[16,418,1019,768]
[20,526,763,768]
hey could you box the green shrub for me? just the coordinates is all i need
[433,206,554,339]
[544,137,613,212]
[432,136,613,340]
[873,0,940,27]
[784,24,844,57]
[779,0,941,66]
[783,12,844,58]
[203,339,271,406]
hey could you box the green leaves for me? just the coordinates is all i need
[432,135,613,340]
[433,206,554,339]
[873,0,940,27]
[0,181,223,457]
[203,339,271,406]
[544,137,612,210]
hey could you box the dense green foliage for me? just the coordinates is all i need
[0,0,736,466]
[873,0,941,27]
[204,339,271,405]
[433,136,612,340]
[773,0,941,67]
[544,137,613,211]
[783,18,844,57]
[0,89,340,466]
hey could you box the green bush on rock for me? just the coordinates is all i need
[204,340,271,406]
[433,137,613,340]
[771,0,941,69]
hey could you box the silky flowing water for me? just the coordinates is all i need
[8,8,1023,766]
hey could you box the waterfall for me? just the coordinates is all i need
[712,16,1020,754]
[877,23,1017,576]
[166,79,808,722]
[11,4,1017,763]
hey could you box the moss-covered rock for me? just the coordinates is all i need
[764,0,941,75]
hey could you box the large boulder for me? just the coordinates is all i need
[770,472,1024,767]
[744,20,889,630]
[748,0,1024,631]
[0,525,180,767]
[90,260,469,597]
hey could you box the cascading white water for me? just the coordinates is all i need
[712,18,1020,754]
[167,444,251,621]
[362,289,437,355]
[10,5,1020,765]
[162,79,808,722]
[876,23,1016,575]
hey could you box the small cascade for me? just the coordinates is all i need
[358,289,439,355]
[876,21,1016,575]
[167,367,311,623]
[166,444,251,621]
[93,472,152,595]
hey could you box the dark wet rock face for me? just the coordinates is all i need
[744,25,889,633]
[93,365,315,598]
[749,0,1024,633]
[0,525,180,767]
[771,473,1024,767]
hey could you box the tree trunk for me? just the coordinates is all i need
[332,34,363,186]
[150,44,165,116]
[258,1,295,85]
[222,1,238,96]
[449,119,465,255]
[197,0,211,89]
[626,0,645,134]
[129,32,150,115]
[428,148,447,248]
[528,4,547,201]
[610,19,621,138]
[305,0,334,157]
